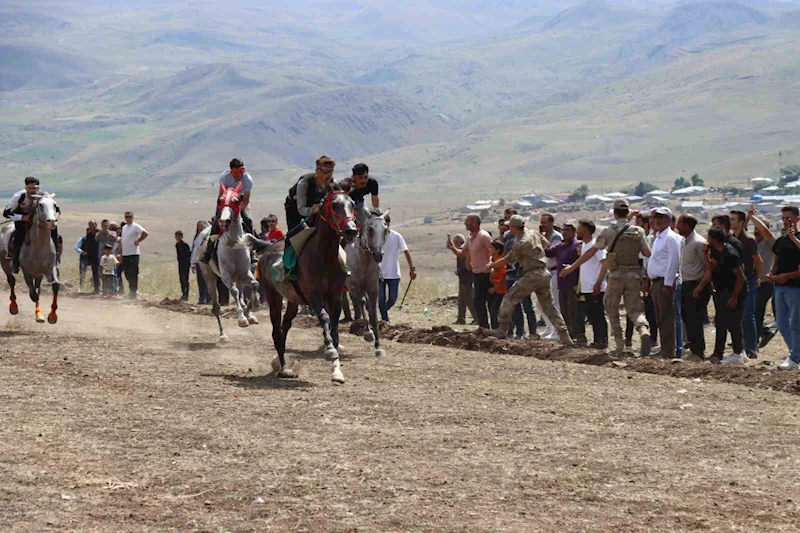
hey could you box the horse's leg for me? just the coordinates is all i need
[30,276,44,323]
[226,278,249,328]
[310,291,344,383]
[366,287,385,357]
[353,287,374,343]
[246,275,260,325]
[206,272,226,342]
[6,269,17,315]
[47,266,59,324]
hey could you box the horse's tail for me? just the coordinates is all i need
[240,234,274,255]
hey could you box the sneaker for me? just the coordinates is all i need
[639,334,652,358]
[721,352,749,366]
[778,357,800,371]
[706,354,723,365]
[759,328,777,349]
[682,353,704,363]
[649,343,661,357]
[469,319,479,326]
[454,319,466,325]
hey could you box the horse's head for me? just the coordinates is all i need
[361,208,390,263]
[32,193,59,230]
[217,182,242,232]
[322,190,357,244]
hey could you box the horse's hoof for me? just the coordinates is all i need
[247,314,259,325]
[325,347,339,361]
[237,318,250,328]
[278,368,296,379]
[35,312,45,323]
[364,331,375,342]
[376,348,386,357]
[331,369,345,384]
[218,335,229,344]
[47,313,57,324]
[271,356,281,374]
[9,303,18,315]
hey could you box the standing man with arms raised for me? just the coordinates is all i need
[747,206,778,348]
[770,206,800,370]
[730,210,762,359]
[561,198,652,356]
[447,214,493,328]
[540,213,563,340]
[119,211,148,299]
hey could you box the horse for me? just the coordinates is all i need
[243,188,357,384]
[198,182,260,343]
[0,193,60,323]
[344,205,388,357]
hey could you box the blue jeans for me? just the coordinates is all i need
[774,285,800,363]
[379,278,401,321]
[674,282,683,356]
[742,275,759,355]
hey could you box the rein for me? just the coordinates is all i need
[320,191,355,238]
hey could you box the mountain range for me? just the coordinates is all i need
[1,0,800,199]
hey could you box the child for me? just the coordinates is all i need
[175,230,192,301]
[100,244,119,298]
[488,240,507,330]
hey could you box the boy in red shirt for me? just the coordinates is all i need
[489,241,508,329]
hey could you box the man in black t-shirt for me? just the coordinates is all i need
[730,210,762,358]
[771,205,800,370]
[697,226,747,364]
[339,163,379,226]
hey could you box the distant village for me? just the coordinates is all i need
[453,173,800,228]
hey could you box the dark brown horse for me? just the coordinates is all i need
[243,189,357,383]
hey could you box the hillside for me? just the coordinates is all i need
[360,32,800,196]
[0,44,101,92]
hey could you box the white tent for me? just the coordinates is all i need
[586,194,613,202]
[751,177,773,183]
[646,189,671,196]
[604,192,626,198]
[672,186,711,195]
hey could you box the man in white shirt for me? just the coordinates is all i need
[119,211,148,299]
[676,214,711,361]
[575,220,609,348]
[646,207,682,358]
[379,214,416,322]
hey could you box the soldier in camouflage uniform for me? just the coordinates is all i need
[485,215,574,346]
[560,198,652,356]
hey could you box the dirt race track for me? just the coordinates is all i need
[3,297,800,532]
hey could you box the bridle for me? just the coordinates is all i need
[320,191,355,238]
[358,212,388,251]
[31,194,59,229]
[217,183,242,234]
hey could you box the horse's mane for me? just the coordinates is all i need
[367,207,383,217]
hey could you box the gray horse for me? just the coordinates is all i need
[344,205,388,357]
[244,188,357,383]
[0,193,60,323]
[198,182,260,343]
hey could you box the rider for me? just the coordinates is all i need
[3,176,59,274]
[200,158,253,263]
[339,163,379,224]
[285,155,336,232]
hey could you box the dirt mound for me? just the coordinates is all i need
[368,324,800,396]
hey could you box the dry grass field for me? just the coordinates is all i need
[3,197,800,532]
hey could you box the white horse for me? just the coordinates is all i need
[345,205,389,357]
[199,183,260,342]
[0,193,61,323]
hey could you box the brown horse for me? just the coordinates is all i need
[244,189,357,383]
